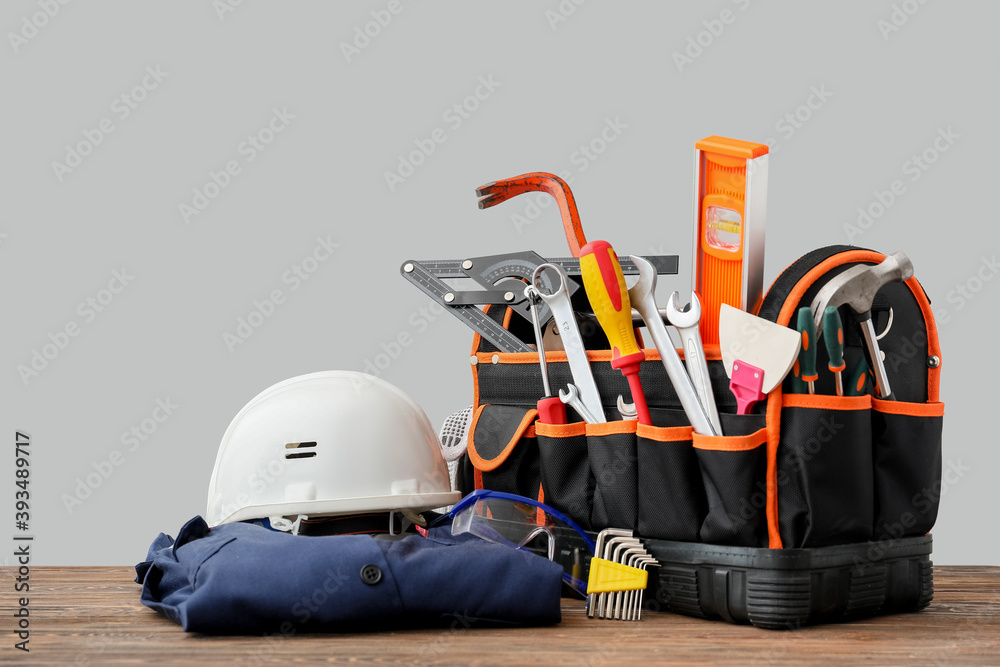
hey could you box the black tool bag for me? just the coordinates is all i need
[453,245,943,628]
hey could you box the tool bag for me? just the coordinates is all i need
[452,245,943,626]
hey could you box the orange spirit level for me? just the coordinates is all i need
[691,135,769,344]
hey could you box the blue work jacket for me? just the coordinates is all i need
[135,516,563,634]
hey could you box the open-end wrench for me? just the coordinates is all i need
[558,383,600,424]
[531,264,606,423]
[525,285,567,424]
[665,291,722,435]
[616,395,637,421]
[627,256,716,435]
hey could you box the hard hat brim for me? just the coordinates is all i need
[211,490,463,527]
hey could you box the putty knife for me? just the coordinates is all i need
[719,304,801,414]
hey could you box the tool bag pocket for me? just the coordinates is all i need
[636,419,705,542]
[466,404,542,501]
[777,394,874,547]
[693,413,768,547]
[586,420,640,531]
[871,399,944,540]
[535,421,595,530]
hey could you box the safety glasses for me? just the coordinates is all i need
[448,489,596,596]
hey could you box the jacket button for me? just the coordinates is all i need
[360,564,382,586]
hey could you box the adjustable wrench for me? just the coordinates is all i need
[531,264,606,423]
[665,292,722,435]
[627,256,716,436]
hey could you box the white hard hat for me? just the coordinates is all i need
[206,371,461,528]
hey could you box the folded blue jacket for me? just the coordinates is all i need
[135,516,563,634]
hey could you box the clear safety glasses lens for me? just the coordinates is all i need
[449,490,595,596]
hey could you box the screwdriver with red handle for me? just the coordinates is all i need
[579,240,652,425]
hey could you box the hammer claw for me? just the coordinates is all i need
[809,251,912,401]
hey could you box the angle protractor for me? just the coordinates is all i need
[400,260,533,353]
[461,252,680,324]
[400,253,681,353]
[557,254,680,278]
[461,251,575,325]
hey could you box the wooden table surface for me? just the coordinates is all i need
[2,566,997,665]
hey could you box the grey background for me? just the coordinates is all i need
[1,1,995,566]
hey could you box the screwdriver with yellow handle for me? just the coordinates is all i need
[579,240,652,425]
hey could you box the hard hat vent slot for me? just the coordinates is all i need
[284,442,317,459]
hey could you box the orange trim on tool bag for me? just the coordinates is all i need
[693,427,766,452]
[636,423,693,442]
[536,421,587,438]
[907,275,943,403]
[470,304,491,409]
[471,329,483,357]
[466,405,539,472]
[501,305,514,329]
[479,351,550,364]
[766,389,782,549]
[872,399,944,417]
[471,360,481,410]
[474,466,483,490]
[466,404,488,468]
[471,304,489,356]
[478,348,667,365]
[775,251,887,328]
[524,424,537,438]
[765,249,886,551]
[585,420,638,437]
[781,394,872,411]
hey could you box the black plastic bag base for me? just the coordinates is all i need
[641,534,934,629]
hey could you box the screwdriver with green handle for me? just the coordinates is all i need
[579,240,652,425]
[796,307,818,394]
[823,306,846,397]
[789,357,808,394]
[846,357,873,397]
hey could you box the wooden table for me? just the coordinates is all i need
[3,566,997,665]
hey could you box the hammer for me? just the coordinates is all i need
[810,252,913,400]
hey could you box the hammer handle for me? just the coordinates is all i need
[858,315,895,400]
